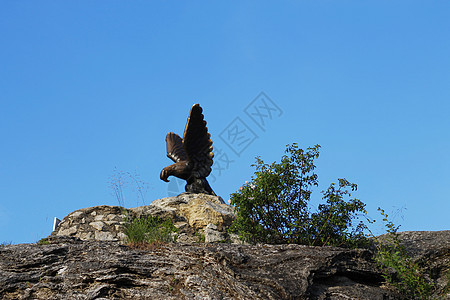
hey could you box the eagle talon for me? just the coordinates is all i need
[160,170,170,182]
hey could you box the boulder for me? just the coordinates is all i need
[52,193,235,244]
[177,193,234,231]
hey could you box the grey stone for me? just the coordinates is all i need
[117,232,127,241]
[229,233,246,245]
[94,231,115,241]
[57,226,78,236]
[89,221,104,231]
[104,220,118,226]
[79,232,94,240]
[106,214,119,221]
[204,223,225,243]
[70,211,84,218]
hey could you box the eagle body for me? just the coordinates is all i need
[160,104,215,195]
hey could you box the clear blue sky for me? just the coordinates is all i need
[1,1,449,244]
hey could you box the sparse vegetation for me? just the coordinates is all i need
[122,214,178,245]
[109,169,176,246]
[0,241,12,247]
[37,238,50,245]
[369,208,435,300]
[194,231,205,243]
[109,168,149,207]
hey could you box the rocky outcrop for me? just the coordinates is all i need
[1,231,448,299]
[2,194,449,299]
[51,193,236,244]
[0,236,389,300]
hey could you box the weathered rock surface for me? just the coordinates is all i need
[52,193,235,244]
[1,231,448,299]
[0,236,387,300]
[52,205,127,242]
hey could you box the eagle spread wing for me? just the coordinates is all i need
[182,104,214,178]
[165,132,187,163]
[160,104,214,186]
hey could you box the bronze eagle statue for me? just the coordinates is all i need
[160,104,216,195]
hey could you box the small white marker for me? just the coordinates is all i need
[53,217,61,231]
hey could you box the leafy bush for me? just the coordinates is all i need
[306,178,368,247]
[371,208,435,299]
[229,143,368,247]
[123,214,178,245]
[230,142,437,298]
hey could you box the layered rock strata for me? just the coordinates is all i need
[0,236,393,299]
[2,232,448,299]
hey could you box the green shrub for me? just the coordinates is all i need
[194,231,205,243]
[37,238,50,245]
[371,208,435,299]
[123,214,178,244]
[306,179,368,247]
[229,143,368,247]
[230,142,437,298]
